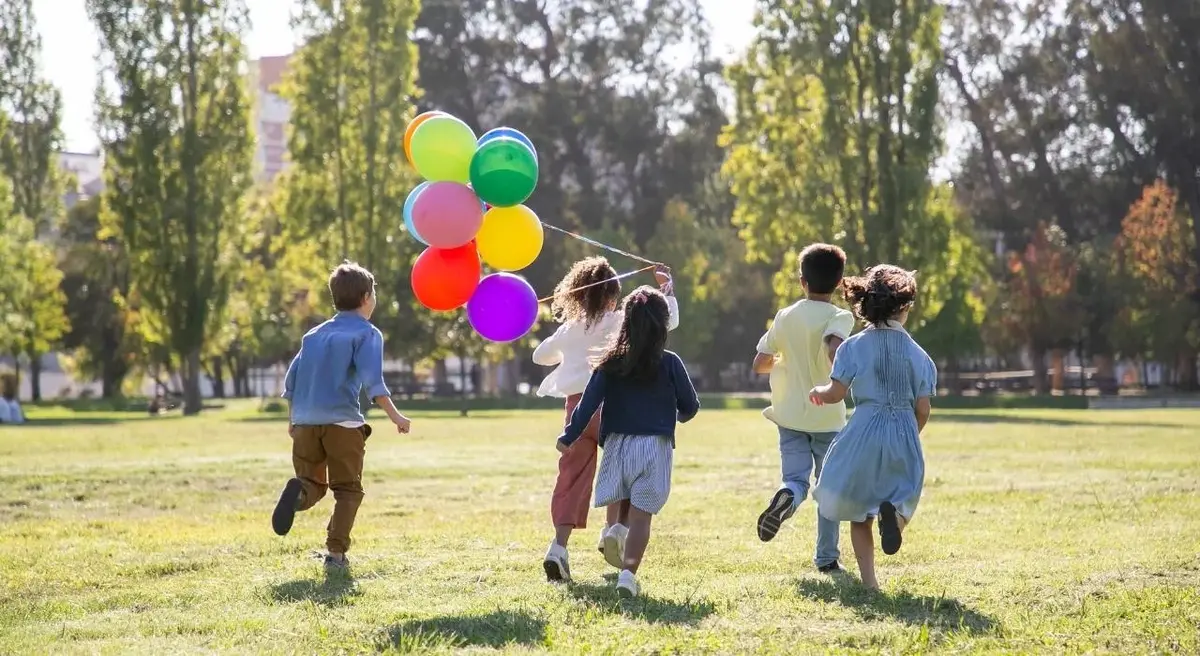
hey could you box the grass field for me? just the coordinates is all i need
[2,407,1199,654]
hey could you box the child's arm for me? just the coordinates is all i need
[823,312,854,364]
[752,352,775,374]
[824,335,844,364]
[655,265,681,332]
[809,379,848,405]
[282,351,300,430]
[672,354,701,423]
[354,329,411,433]
[532,325,569,366]
[915,397,931,432]
[558,369,605,449]
[752,319,779,374]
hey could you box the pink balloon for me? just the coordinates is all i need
[411,181,484,248]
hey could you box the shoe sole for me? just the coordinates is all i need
[543,558,570,583]
[602,533,624,569]
[879,501,902,555]
[272,478,303,536]
[757,489,795,542]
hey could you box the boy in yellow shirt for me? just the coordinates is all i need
[752,244,854,572]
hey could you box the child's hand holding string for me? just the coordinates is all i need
[654,264,674,295]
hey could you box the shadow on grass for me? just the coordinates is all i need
[24,417,147,426]
[377,610,547,651]
[566,577,716,625]
[940,413,1188,429]
[796,577,996,633]
[269,574,362,607]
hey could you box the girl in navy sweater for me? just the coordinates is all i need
[557,286,700,597]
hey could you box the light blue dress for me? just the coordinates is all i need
[813,322,936,523]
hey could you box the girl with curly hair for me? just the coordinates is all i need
[808,264,937,590]
[533,257,677,583]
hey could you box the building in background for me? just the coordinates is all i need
[59,150,104,211]
[249,55,291,182]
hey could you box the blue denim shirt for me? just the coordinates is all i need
[282,312,391,425]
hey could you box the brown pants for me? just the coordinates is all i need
[550,394,601,528]
[291,424,367,554]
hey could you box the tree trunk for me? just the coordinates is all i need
[208,356,226,399]
[182,349,203,415]
[1177,351,1198,391]
[1030,348,1049,394]
[101,360,123,399]
[1050,349,1065,393]
[29,354,42,401]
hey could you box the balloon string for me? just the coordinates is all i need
[537,265,656,303]
[541,222,659,266]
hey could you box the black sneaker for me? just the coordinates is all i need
[756,488,796,542]
[272,478,304,536]
[879,501,902,555]
[817,561,843,573]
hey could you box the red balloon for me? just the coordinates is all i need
[411,242,480,311]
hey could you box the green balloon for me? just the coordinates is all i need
[469,137,539,207]
[411,116,477,183]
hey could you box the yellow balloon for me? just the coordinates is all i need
[476,205,544,271]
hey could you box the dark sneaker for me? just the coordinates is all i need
[271,478,304,536]
[324,554,350,573]
[879,501,902,555]
[817,561,843,573]
[757,488,796,542]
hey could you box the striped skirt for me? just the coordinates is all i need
[594,434,674,514]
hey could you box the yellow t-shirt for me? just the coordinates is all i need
[756,299,855,432]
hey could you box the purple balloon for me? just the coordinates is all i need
[467,273,538,342]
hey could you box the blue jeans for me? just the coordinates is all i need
[779,427,840,567]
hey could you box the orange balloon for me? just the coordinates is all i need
[404,111,447,168]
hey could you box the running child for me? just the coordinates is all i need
[534,257,677,582]
[809,265,936,590]
[271,262,413,573]
[752,243,854,572]
[557,286,700,597]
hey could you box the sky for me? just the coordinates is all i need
[36,0,757,153]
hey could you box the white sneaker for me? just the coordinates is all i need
[543,541,570,582]
[596,528,607,554]
[616,569,640,598]
[602,524,628,569]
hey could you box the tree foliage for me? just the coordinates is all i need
[89,0,255,413]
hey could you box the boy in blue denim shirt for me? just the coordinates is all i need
[272,262,412,572]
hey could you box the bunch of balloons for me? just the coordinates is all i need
[403,111,544,342]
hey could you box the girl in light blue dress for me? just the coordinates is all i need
[809,265,936,590]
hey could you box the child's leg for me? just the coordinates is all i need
[273,425,328,537]
[607,499,631,526]
[622,506,653,573]
[759,427,813,541]
[322,425,367,558]
[550,397,601,547]
[850,519,878,590]
[809,432,842,568]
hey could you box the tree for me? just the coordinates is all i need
[415,0,754,380]
[0,0,69,400]
[89,0,255,414]
[1113,181,1198,387]
[57,196,138,398]
[725,0,983,335]
[994,222,1079,393]
[281,0,424,365]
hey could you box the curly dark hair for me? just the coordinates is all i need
[550,256,621,329]
[843,264,918,326]
[596,286,669,382]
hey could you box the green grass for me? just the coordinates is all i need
[2,408,1199,654]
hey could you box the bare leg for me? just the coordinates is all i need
[622,506,653,574]
[608,500,631,526]
[850,519,878,590]
[554,524,573,548]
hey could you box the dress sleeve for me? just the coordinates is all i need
[665,295,680,332]
[830,337,857,386]
[916,350,938,398]
[532,324,570,366]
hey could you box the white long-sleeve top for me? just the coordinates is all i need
[532,295,680,398]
